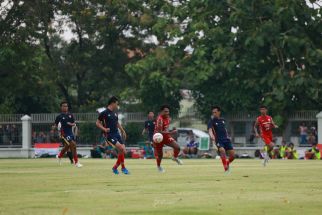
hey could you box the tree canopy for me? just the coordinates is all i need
[0,0,321,120]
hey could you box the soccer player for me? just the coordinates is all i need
[153,105,183,173]
[55,101,82,167]
[96,96,130,175]
[142,111,155,145]
[208,106,235,173]
[254,105,278,166]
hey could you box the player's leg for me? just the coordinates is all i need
[66,148,73,164]
[153,143,165,172]
[166,141,183,165]
[56,141,69,165]
[69,140,82,167]
[227,149,235,165]
[218,146,229,171]
[111,142,127,174]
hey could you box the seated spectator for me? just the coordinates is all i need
[183,131,199,158]
[279,141,288,159]
[307,133,317,145]
[143,142,154,159]
[305,143,321,160]
[285,143,299,159]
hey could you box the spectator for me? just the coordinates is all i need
[35,131,47,143]
[0,125,3,144]
[299,123,308,145]
[285,143,299,159]
[307,132,317,145]
[305,143,321,160]
[279,141,288,159]
[143,142,154,159]
[3,125,11,145]
[183,131,199,158]
[49,127,59,143]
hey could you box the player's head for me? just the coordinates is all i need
[147,111,154,119]
[288,142,294,148]
[60,101,69,112]
[259,105,268,115]
[212,106,221,118]
[160,105,170,118]
[107,96,119,111]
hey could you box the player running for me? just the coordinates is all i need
[208,106,235,173]
[96,96,130,175]
[55,101,82,167]
[254,105,278,166]
[153,105,183,173]
[142,111,155,145]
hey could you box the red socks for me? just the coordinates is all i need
[73,154,78,164]
[173,147,180,158]
[228,155,234,164]
[220,154,228,171]
[114,153,125,169]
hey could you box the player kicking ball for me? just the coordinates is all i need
[254,105,278,167]
[96,96,130,175]
[54,101,82,168]
[208,106,235,173]
[153,105,183,173]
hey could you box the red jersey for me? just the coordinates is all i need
[154,115,170,133]
[257,115,273,136]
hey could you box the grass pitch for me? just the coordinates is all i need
[0,158,322,215]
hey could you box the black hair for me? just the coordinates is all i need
[160,104,170,111]
[147,111,154,114]
[60,101,68,107]
[212,106,221,112]
[260,105,267,109]
[108,96,119,105]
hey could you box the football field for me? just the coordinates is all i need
[0,159,321,215]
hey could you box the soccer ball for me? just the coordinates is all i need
[153,133,163,143]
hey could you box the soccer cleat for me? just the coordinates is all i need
[75,162,83,168]
[121,168,130,175]
[56,154,62,166]
[112,167,119,175]
[172,157,183,165]
[158,166,165,173]
[225,164,231,174]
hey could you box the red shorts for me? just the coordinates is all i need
[261,134,273,145]
[154,134,174,149]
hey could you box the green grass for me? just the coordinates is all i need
[0,159,322,215]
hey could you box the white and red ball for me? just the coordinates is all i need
[153,133,163,143]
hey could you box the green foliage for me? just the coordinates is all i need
[124,122,144,145]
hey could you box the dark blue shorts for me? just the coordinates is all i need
[216,139,233,151]
[63,135,75,142]
[106,133,123,145]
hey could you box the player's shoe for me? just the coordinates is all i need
[158,166,165,173]
[262,156,269,167]
[56,154,62,166]
[225,164,231,175]
[112,167,119,175]
[121,168,130,175]
[75,162,83,168]
[172,157,183,165]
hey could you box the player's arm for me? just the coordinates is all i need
[67,114,76,126]
[95,118,109,133]
[271,118,279,128]
[96,112,110,133]
[142,121,148,136]
[117,122,127,140]
[208,128,216,142]
[254,118,260,137]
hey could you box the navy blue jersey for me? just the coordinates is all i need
[144,120,155,136]
[210,117,230,142]
[55,113,75,137]
[98,109,119,135]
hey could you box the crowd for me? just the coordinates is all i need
[0,124,20,145]
[32,127,60,144]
